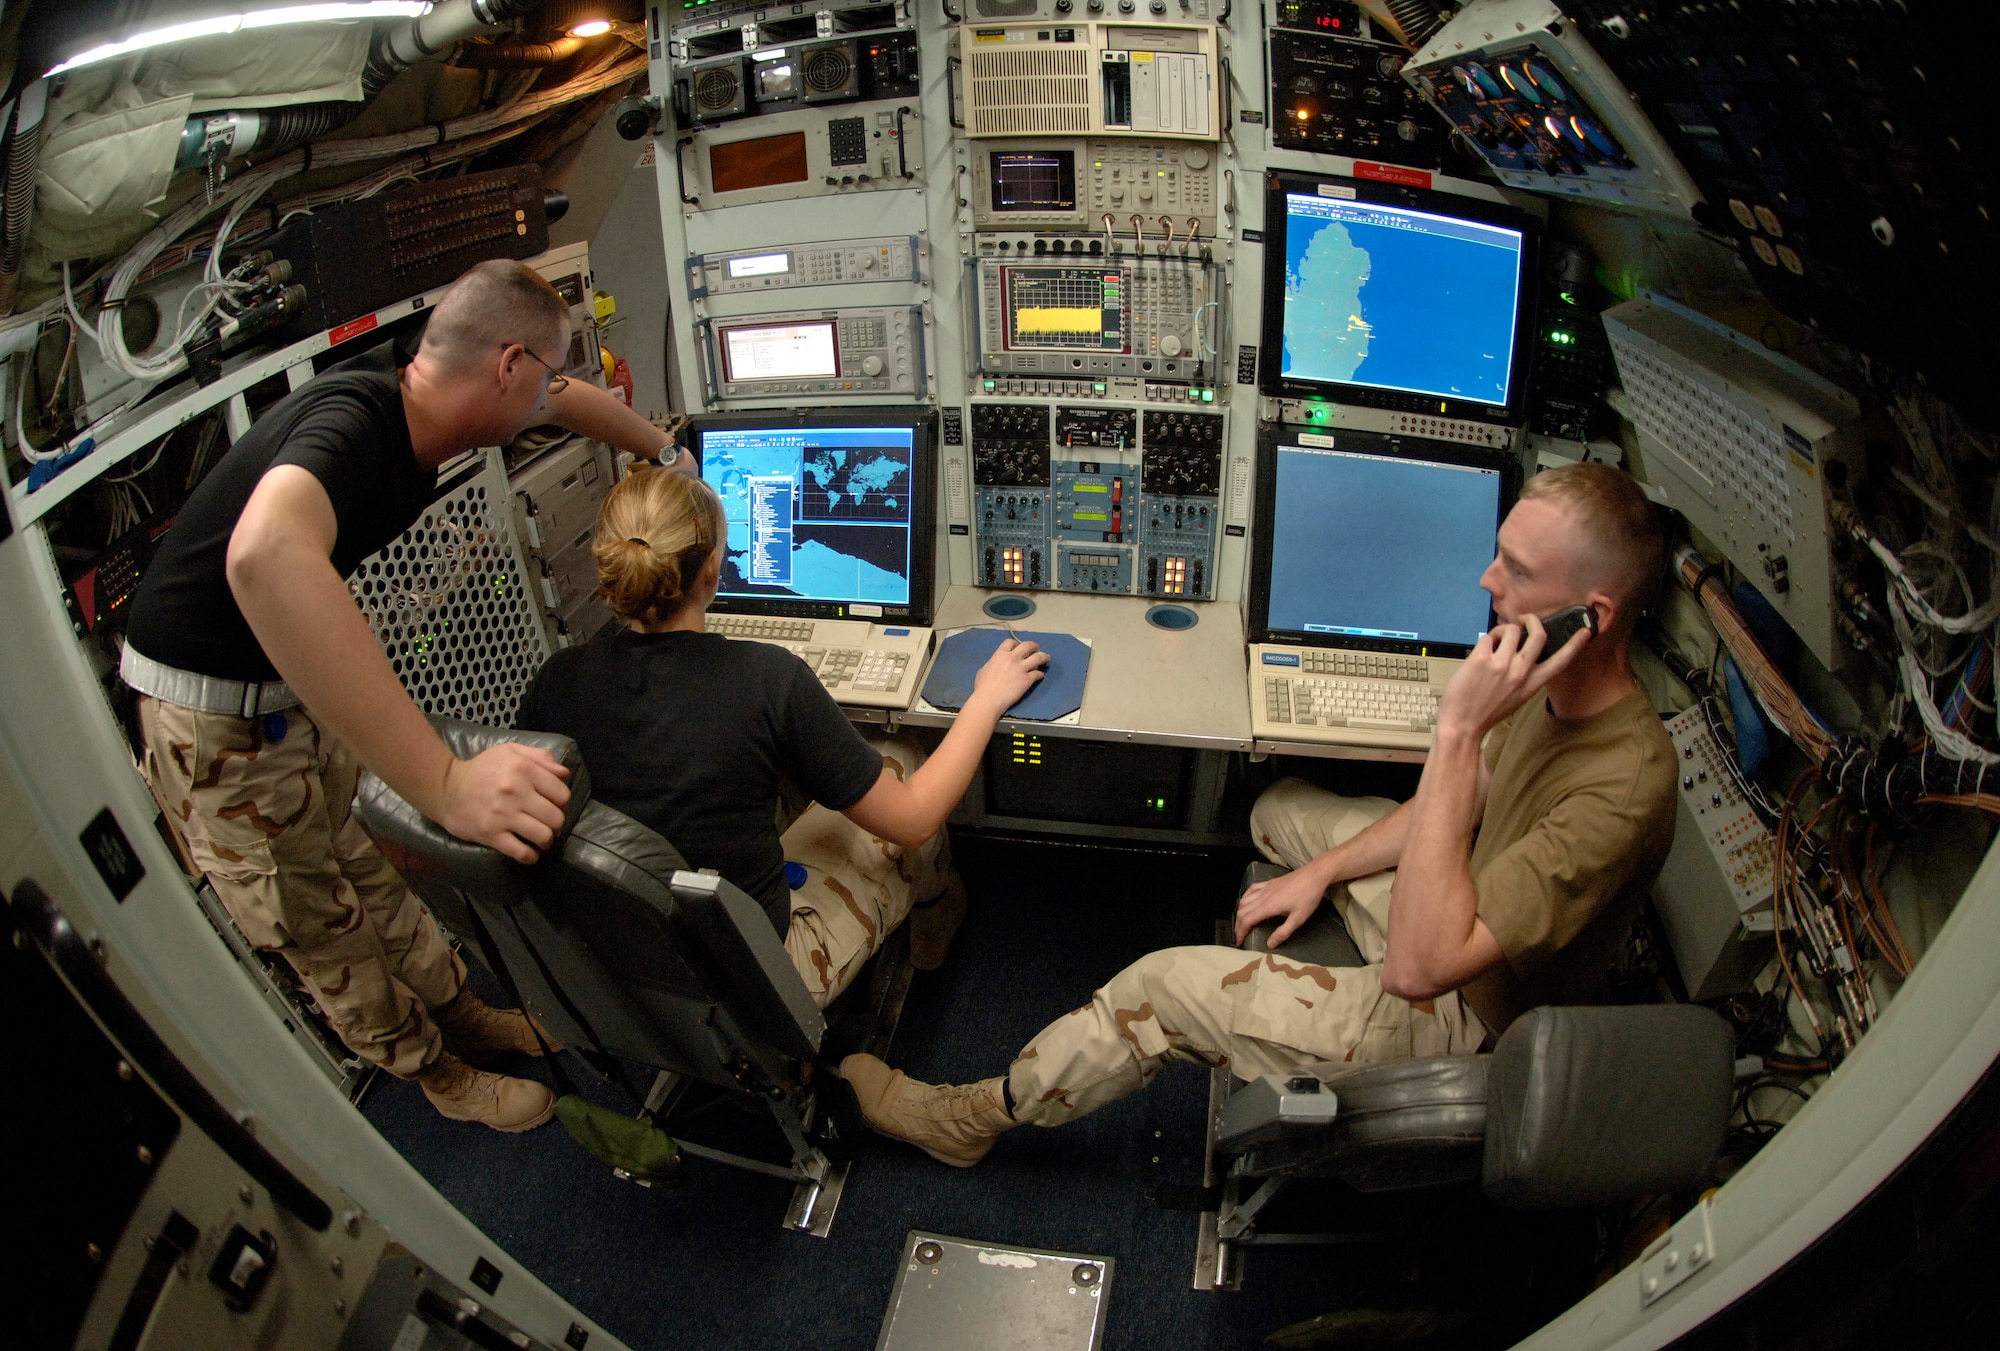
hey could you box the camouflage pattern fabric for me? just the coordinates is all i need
[1005,781,1484,1126]
[139,697,465,1077]
[780,737,945,1007]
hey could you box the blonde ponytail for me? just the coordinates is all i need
[593,468,726,626]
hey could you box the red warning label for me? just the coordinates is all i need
[1352,162,1433,190]
[328,314,380,346]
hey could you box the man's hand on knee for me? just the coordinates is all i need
[438,744,571,863]
[1235,868,1330,948]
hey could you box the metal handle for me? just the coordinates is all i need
[946,55,964,130]
[895,105,912,179]
[675,138,699,207]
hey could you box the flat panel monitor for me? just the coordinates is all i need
[1249,428,1511,657]
[1258,170,1539,425]
[689,409,938,625]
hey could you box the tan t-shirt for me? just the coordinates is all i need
[1459,686,1676,1034]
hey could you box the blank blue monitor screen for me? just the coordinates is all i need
[701,425,916,606]
[1280,192,1525,406]
[1267,443,1500,646]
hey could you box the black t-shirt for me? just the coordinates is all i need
[514,630,885,933]
[126,343,435,682]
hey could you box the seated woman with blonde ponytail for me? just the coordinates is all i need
[515,468,1048,1004]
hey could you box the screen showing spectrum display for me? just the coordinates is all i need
[1279,193,1524,406]
[1267,443,1500,645]
[702,425,916,607]
[1003,266,1126,352]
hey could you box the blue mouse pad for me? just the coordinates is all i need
[919,628,1091,721]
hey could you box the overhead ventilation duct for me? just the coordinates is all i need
[173,0,557,169]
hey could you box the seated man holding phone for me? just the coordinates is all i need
[843,463,1677,1166]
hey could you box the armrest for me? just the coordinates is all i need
[1482,1005,1733,1210]
[1236,862,1365,970]
[1214,1073,1342,1153]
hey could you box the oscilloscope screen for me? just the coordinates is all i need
[1000,266,1128,353]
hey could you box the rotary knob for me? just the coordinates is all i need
[859,252,877,269]
[1183,146,1209,169]
[1159,334,1184,357]
[862,355,885,376]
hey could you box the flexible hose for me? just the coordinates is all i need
[0,79,50,315]
[1384,0,1449,49]
[453,35,589,67]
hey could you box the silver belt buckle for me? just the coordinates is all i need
[239,682,263,719]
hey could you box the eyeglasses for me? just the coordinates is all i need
[517,346,569,396]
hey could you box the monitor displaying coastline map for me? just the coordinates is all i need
[1275,189,1526,407]
[699,423,918,607]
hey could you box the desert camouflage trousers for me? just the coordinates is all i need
[780,736,946,1007]
[138,697,465,1077]
[1007,779,1484,1125]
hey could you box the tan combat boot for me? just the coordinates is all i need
[433,992,559,1065]
[841,1053,1014,1167]
[908,870,968,972]
[416,1052,557,1132]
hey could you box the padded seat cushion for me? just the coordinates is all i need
[1482,1004,1732,1209]
[1240,1056,1489,1190]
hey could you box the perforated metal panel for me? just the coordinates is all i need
[351,453,550,725]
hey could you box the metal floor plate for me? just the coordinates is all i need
[877,1231,1114,1351]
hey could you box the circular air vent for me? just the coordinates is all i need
[802,46,853,95]
[694,66,741,112]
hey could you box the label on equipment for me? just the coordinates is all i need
[1353,162,1432,189]
[1227,455,1252,522]
[946,456,970,524]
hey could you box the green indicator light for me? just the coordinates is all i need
[1201,389,1214,402]
[1093,382,1107,392]
[983,379,997,391]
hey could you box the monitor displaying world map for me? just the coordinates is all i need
[1278,191,1525,407]
[700,424,916,606]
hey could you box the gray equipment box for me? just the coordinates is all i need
[878,1231,1113,1351]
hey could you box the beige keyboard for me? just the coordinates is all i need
[706,615,933,710]
[1249,643,1461,752]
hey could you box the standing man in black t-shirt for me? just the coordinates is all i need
[124,260,689,1132]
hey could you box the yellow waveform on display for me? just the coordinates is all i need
[1016,307,1104,335]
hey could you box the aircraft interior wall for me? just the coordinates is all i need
[5,0,2000,1345]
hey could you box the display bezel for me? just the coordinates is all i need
[1256,170,1541,425]
[1247,424,1516,657]
[683,407,939,627]
[717,318,842,383]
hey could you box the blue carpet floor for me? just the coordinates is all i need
[363,835,1578,1350]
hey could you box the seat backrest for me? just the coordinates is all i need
[355,718,825,1085]
[1481,1003,1733,1210]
